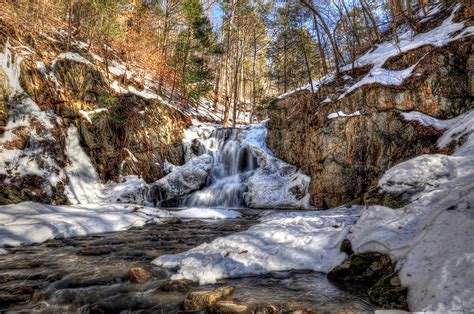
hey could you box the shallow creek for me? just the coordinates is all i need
[0,209,377,313]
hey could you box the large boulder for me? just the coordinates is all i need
[148,154,213,205]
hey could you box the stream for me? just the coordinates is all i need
[0,209,377,313]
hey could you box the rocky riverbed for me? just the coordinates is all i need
[0,209,377,313]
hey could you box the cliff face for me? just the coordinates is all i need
[0,22,190,205]
[267,37,473,208]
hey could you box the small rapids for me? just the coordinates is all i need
[0,210,377,312]
[181,128,258,208]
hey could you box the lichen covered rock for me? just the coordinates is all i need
[368,273,408,309]
[327,252,394,285]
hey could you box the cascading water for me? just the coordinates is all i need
[181,128,258,208]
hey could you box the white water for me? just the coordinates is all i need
[181,128,258,208]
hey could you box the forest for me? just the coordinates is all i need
[0,0,473,312]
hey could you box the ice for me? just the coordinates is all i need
[0,202,240,248]
[64,125,105,204]
[152,206,362,284]
[348,110,474,311]
[170,207,240,220]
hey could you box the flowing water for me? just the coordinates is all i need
[181,128,258,208]
[0,209,377,313]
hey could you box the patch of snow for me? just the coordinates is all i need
[0,248,8,255]
[56,52,92,65]
[78,108,108,124]
[152,206,362,284]
[128,85,160,99]
[171,208,240,220]
[327,110,361,120]
[348,109,474,311]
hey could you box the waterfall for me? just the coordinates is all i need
[181,128,258,208]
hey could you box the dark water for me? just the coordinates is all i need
[0,210,377,313]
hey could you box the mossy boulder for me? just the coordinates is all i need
[327,252,394,285]
[363,186,410,208]
[368,273,408,309]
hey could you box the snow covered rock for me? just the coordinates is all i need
[149,154,213,204]
[348,110,474,311]
[152,206,362,284]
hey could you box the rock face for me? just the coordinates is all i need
[0,22,190,205]
[267,40,474,208]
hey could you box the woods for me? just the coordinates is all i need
[1,0,460,125]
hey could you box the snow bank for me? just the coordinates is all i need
[348,110,474,311]
[239,123,312,209]
[0,202,239,248]
[152,206,362,284]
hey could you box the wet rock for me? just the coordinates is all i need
[327,252,394,285]
[340,239,353,256]
[255,303,282,314]
[127,267,151,284]
[158,279,196,292]
[161,217,182,224]
[78,246,115,256]
[30,292,47,302]
[211,300,253,313]
[183,286,234,311]
[0,293,30,308]
[368,273,408,309]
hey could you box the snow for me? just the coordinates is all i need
[348,109,474,311]
[239,123,312,209]
[56,52,92,65]
[104,175,148,205]
[277,4,474,102]
[151,154,213,201]
[64,125,105,204]
[170,208,240,220]
[327,110,361,120]
[0,202,240,248]
[78,108,108,124]
[152,206,362,284]
[0,40,65,186]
